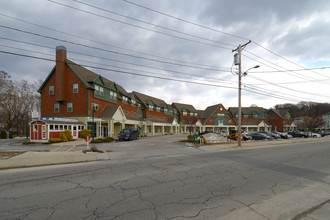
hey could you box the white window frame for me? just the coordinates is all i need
[95,85,99,95]
[92,103,99,111]
[54,103,59,113]
[67,102,73,112]
[100,87,104,96]
[49,85,54,95]
[73,83,78,93]
[156,106,160,112]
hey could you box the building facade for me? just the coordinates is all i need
[37,46,295,139]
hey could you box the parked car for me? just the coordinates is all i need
[287,131,308,138]
[249,132,272,140]
[227,132,251,141]
[118,129,140,141]
[272,131,292,139]
[307,132,321,138]
[257,131,279,139]
[319,131,330,137]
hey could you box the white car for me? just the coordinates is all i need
[307,132,321,138]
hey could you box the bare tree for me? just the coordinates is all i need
[302,115,325,131]
[0,71,37,133]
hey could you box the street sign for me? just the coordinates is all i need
[85,136,90,142]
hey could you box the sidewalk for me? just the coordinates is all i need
[1,136,329,170]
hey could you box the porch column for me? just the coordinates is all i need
[152,124,155,135]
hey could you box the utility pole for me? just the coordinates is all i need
[232,40,251,147]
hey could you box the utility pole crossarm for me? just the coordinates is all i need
[232,40,251,52]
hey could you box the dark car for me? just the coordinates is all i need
[272,131,292,139]
[118,129,140,141]
[256,131,279,139]
[243,133,252,141]
[319,131,330,137]
[249,132,272,140]
[288,131,308,138]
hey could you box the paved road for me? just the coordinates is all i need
[0,135,189,152]
[0,140,330,219]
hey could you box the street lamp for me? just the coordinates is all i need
[237,65,260,147]
[92,108,96,140]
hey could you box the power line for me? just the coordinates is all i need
[0,24,231,72]
[121,0,249,41]
[0,49,239,89]
[121,0,330,81]
[48,0,232,50]
[0,36,237,83]
[0,12,226,70]
[0,43,237,85]
[246,74,330,98]
[72,0,235,48]
[0,49,322,103]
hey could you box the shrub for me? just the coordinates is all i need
[102,137,114,143]
[48,138,61,143]
[91,138,103,143]
[80,129,92,139]
[63,130,73,141]
[187,135,194,141]
[59,133,68,142]
[0,131,7,139]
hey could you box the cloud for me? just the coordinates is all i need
[1,0,330,110]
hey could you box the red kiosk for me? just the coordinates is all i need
[29,117,85,142]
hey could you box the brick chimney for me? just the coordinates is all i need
[55,46,67,102]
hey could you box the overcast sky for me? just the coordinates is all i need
[1,0,330,110]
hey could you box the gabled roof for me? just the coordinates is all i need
[66,60,98,88]
[172,102,197,113]
[99,105,120,118]
[228,107,267,116]
[201,103,229,124]
[133,91,167,108]
[270,109,291,119]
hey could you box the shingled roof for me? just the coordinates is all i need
[172,102,197,113]
[270,109,291,119]
[99,105,121,118]
[228,107,267,116]
[133,91,167,108]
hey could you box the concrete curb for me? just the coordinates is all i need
[0,151,110,170]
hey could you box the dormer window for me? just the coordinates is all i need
[190,112,193,116]
[95,85,99,95]
[149,105,153,111]
[156,106,160,112]
[183,112,187,116]
[110,91,117,100]
[122,96,128,104]
[99,87,103,96]
[131,100,136,106]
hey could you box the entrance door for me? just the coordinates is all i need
[42,125,46,140]
[72,125,78,139]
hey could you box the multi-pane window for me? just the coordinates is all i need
[149,105,153,111]
[110,91,117,100]
[156,106,160,112]
[190,112,194,116]
[194,113,198,116]
[67,102,73,112]
[54,103,59,113]
[73,83,78,93]
[183,112,187,116]
[94,85,99,95]
[49,85,54,95]
[100,87,104,96]
[131,100,136,106]
[122,96,128,103]
[92,103,99,111]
